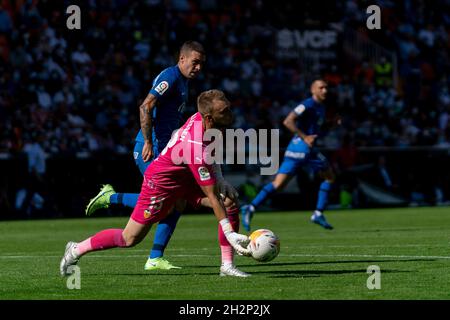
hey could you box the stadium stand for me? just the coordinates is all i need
[0,0,449,218]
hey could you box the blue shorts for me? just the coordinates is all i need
[277,137,329,175]
[133,139,162,175]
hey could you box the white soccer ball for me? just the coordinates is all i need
[248,229,280,262]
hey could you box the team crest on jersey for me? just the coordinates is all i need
[294,104,306,115]
[198,167,211,181]
[154,81,169,95]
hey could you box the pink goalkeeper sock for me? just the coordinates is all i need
[218,205,241,265]
[76,229,127,256]
[220,245,234,266]
[76,238,93,256]
[227,206,240,232]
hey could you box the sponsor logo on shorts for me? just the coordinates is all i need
[285,150,305,159]
[146,179,155,189]
[154,81,169,95]
[198,167,211,181]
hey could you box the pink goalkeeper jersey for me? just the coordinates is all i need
[145,112,216,193]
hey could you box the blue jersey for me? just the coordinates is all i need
[135,65,188,152]
[278,97,328,175]
[292,97,325,137]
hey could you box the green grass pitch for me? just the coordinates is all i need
[1,207,450,300]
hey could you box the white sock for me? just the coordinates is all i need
[222,262,233,268]
[314,210,323,216]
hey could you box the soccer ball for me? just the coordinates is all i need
[248,229,280,262]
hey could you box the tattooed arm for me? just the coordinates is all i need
[139,93,158,162]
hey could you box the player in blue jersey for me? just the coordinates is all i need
[84,41,207,270]
[240,79,340,231]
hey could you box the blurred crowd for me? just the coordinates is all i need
[337,0,450,149]
[0,0,449,158]
[0,0,449,215]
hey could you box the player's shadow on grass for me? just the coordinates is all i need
[88,272,191,276]
[87,258,436,272]
[187,268,410,277]
[251,268,411,278]
[235,258,436,268]
[357,228,424,232]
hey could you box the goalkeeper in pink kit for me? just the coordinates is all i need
[60,90,252,277]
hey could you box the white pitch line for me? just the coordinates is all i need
[1,253,450,260]
[2,244,444,256]
[287,253,450,260]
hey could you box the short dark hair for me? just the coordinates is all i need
[310,79,327,90]
[197,89,226,115]
[180,41,205,56]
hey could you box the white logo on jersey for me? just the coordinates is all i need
[294,104,306,115]
[154,81,169,95]
[198,167,211,181]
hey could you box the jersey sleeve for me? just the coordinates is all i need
[293,99,313,116]
[149,68,176,98]
[293,103,306,116]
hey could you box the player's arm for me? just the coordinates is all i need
[139,93,157,162]
[200,184,251,256]
[200,184,227,221]
[212,164,239,200]
[141,69,176,161]
[283,105,317,148]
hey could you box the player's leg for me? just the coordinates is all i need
[250,172,292,208]
[310,155,335,230]
[63,175,172,276]
[109,141,151,207]
[201,196,250,277]
[144,200,184,270]
[240,172,293,231]
[219,197,250,277]
[240,155,302,232]
[316,167,335,212]
[85,141,149,215]
[241,138,309,231]
[60,217,152,276]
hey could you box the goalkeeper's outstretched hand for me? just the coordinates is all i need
[225,232,251,257]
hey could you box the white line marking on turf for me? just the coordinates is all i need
[287,253,450,260]
[2,244,443,256]
[1,253,450,260]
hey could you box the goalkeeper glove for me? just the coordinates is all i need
[219,218,251,256]
[213,164,239,200]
